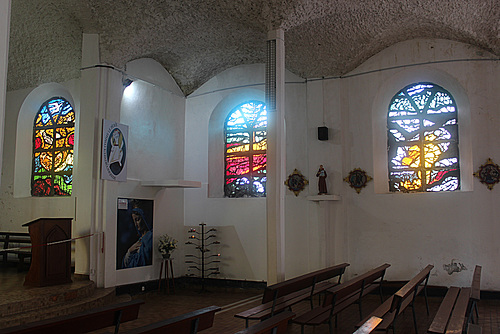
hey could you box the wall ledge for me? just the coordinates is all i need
[141,180,202,188]
[306,195,341,202]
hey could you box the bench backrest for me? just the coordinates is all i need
[390,264,433,313]
[262,263,349,303]
[0,299,144,334]
[121,305,221,334]
[471,265,481,301]
[234,311,295,334]
[324,263,390,306]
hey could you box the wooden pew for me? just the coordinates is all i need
[356,264,434,334]
[428,287,471,334]
[234,311,295,334]
[353,316,383,334]
[121,305,221,334]
[0,231,32,271]
[234,263,349,327]
[428,265,482,334]
[468,265,481,324]
[292,264,390,334]
[0,299,144,334]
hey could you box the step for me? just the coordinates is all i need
[0,287,122,329]
[0,279,96,318]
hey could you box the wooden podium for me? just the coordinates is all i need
[22,218,73,287]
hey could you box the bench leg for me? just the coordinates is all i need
[190,318,199,334]
[411,303,418,334]
[114,310,123,334]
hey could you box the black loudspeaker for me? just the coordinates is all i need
[318,126,328,141]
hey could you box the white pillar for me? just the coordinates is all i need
[0,0,11,187]
[78,33,123,287]
[266,29,286,284]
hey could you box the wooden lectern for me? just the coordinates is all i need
[22,218,73,287]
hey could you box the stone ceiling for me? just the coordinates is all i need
[7,0,500,95]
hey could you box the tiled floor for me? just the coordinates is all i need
[1,268,499,333]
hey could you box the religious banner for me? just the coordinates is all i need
[116,198,154,270]
[101,119,128,181]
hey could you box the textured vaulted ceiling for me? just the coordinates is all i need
[7,0,500,95]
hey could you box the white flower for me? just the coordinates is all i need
[158,234,178,255]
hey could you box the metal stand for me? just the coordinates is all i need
[185,223,221,292]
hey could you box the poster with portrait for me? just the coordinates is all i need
[102,119,128,181]
[116,198,154,270]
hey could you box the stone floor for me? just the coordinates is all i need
[1,268,499,333]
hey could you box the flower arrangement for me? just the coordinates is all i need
[158,234,178,258]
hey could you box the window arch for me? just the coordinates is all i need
[224,101,267,197]
[388,82,460,192]
[32,97,75,196]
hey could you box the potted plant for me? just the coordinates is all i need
[157,234,178,258]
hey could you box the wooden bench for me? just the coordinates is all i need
[292,264,390,334]
[234,263,349,327]
[428,265,482,334]
[427,287,471,334]
[234,311,295,334]
[468,265,481,325]
[120,305,221,334]
[0,299,144,334]
[353,316,383,334]
[356,264,434,334]
[0,231,32,271]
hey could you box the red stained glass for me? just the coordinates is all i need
[226,156,250,175]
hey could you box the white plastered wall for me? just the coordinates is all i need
[104,58,187,287]
[342,39,500,290]
[184,64,343,282]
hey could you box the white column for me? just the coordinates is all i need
[78,33,123,287]
[266,29,286,284]
[0,0,11,187]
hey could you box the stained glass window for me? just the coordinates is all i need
[388,83,460,192]
[32,97,75,196]
[225,101,267,197]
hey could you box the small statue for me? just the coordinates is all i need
[316,165,328,195]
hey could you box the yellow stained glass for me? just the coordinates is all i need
[34,114,53,127]
[401,171,422,190]
[54,151,73,172]
[424,143,442,168]
[402,145,420,167]
[56,112,75,125]
[227,144,249,153]
[253,139,267,151]
[39,152,52,171]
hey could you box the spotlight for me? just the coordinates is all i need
[122,77,133,87]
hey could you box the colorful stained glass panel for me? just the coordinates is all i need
[387,83,459,192]
[32,97,74,196]
[225,101,267,197]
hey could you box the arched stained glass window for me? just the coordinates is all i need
[32,97,75,196]
[225,101,267,197]
[388,83,460,192]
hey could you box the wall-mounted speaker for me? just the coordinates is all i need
[318,126,328,141]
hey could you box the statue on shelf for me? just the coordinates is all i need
[316,165,328,195]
